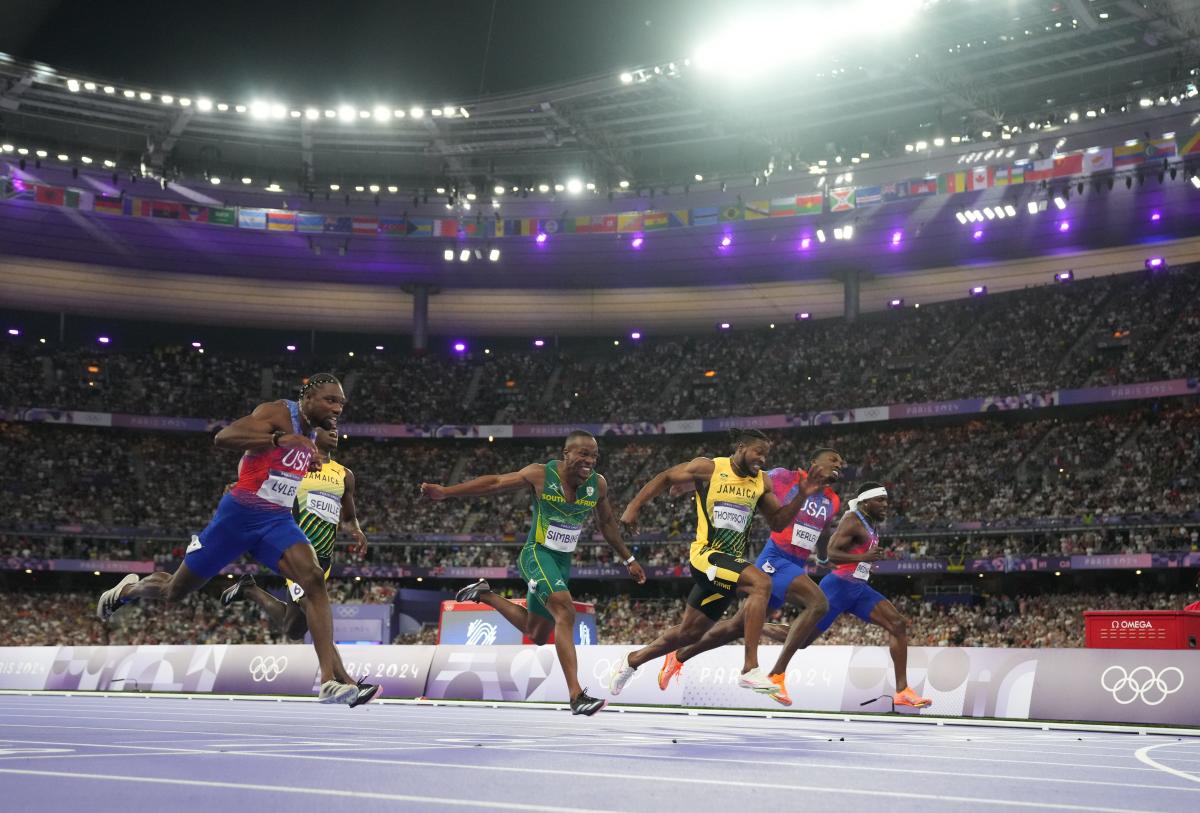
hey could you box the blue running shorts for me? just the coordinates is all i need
[184,494,309,580]
[814,572,886,632]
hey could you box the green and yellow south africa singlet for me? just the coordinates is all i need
[525,460,599,556]
[294,459,347,563]
[690,456,767,561]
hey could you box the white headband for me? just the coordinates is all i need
[848,486,888,512]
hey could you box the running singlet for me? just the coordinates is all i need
[295,459,347,562]
[831,509,879,582]
[690,457,767,562]
[525,460,599,554]
[229,400,315,512]
[761,467,840,562]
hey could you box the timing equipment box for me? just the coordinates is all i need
[1084,610,1200,649]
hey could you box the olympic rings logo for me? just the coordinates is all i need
[1099,665,1184,706]
[248,655,289,683]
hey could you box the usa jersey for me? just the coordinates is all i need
[229,400,315,512]
[760,467,840,563]
[832,509,879,582]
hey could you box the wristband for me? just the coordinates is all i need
[815,555,829,566]
[624,555,637,566]
[270,430,285,447]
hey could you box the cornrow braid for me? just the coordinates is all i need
[299,372,341,399]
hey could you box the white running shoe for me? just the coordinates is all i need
[97,574,139,621]
[318,680,360,705]
[738,666,781,695]
[609,653,637,696]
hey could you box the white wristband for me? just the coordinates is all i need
[624,555,636,566]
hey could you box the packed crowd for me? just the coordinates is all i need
[2,399,1198,547]
[3,586,1191,649]
[3,267,1197,427]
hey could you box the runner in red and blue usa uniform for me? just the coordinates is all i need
[96,373,377,707]
[659,448,845,706]
[809,481,931,708]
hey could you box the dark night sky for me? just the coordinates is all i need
[0,0,748,103]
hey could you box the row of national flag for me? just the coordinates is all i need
[10,133,1200,233]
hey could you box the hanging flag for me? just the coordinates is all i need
[179,205,209,223]
[239,208,267,230]
[743,200,770,219]
[718,204,743,222]
[969,166,994,190]
[881,182,909,202]
[353,216,379,235]
[1144,137,1177,160]
[406,217,432,236]
[1181,131,1200,156]
[323,215,352,233]
[854,186,882,206]
[34,185,65,206]
[297,213,326,233]
[94,195,123,215]
[1008,166,1025,185]
[1113,142,1144,168]
[796,193,823,214]
[433,218,457,237]
[1052,152,1084,177]
[267,211,295,231]
[828,187,856,211]
[937,171,967,195]
[691,206,719,226]
[209,207,237,226]
[908,178,937,197]
[770,196,797,217]
[586,214,618,233]
[554,218,577,234]
[462,219,488,237]
[643,211,670,230]
[617,212,643,233]
[668,209,690,228]
[1024,159,1055,183]
[378,217,406,235]
[1083,148,1113,173]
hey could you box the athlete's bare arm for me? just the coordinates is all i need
[341,467,368,558]
[758,464,829,532]
[594,476,646,584]
[619,457,714,535]
[420,463,544,501]
[827,513,883,565]
[214,400,315,454]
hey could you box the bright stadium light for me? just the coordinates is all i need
[459,249,470,262]
[410,106,425,119]
[338,105,355,122]
[305,108,319,120]
[249,100,269,119]
[488,248,500,262]
[1027,201,1039,214]
[618,180,630,189]
[374,105,391,121]
[619,72,634,84]
[566,178,583,194]
[443,249,454,261]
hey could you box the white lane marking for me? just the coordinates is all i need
[1135,742,1200,785]
[206,748,1177,811]
[465,741,1200,794]
[0,768,623,813]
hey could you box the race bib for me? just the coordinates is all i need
[791,523,821,551]
[305,491,342,524]
[543,521,583,553]
[256,470,302,508]
[853,561,873,581]
[712,501,751,532]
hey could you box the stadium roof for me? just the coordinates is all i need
[3,1,1199,195]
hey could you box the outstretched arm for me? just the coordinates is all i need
[594,477,646,584]
[420,463,543,501]
[619,457,715,536]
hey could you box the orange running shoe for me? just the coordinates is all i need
[894,686,932,708]
[658,650,683,690]
[768,673,792,706]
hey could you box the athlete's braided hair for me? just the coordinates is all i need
[299,372,341,400]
